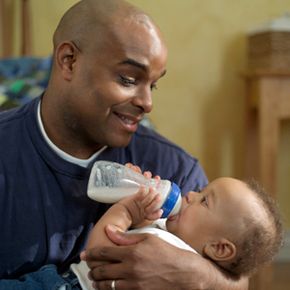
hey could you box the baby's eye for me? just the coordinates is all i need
[201,196,208,207]
[193,185,201,193]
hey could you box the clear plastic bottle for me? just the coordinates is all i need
[87,161,182,218]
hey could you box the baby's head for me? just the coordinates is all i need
[166,177,283,277]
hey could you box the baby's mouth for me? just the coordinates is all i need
[167,213,179,221]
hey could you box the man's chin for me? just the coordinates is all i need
[107,134,133,148]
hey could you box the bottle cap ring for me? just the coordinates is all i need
[161,182,181,218]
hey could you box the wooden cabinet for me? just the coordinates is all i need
[244,71,290,290]
[0,0,31,57]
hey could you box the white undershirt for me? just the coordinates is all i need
[37,101,107,168]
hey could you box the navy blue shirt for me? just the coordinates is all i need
[0,97,207,278]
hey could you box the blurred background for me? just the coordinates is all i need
[1,0,290,289]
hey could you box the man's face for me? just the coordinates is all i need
[166,178,262,254]
[62,18,167,151]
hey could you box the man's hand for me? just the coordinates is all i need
[83,225,210,290]
[83,225,249,290]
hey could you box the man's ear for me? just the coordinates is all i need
[55,42,78,81]
[203,239,236,262]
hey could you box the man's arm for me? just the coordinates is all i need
[84,226,248,290]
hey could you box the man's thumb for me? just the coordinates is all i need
[105,224,147,245]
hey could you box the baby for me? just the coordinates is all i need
[77,175,283,290]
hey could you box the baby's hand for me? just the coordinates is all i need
[119,186,163,227]
[125,163,161,181]
[137,186,163,221]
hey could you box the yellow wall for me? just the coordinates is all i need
[10,0,290,227]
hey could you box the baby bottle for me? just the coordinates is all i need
[87,160,181,218]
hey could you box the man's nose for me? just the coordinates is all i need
[132,86,153,113]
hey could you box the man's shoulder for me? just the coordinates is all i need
[101,125,197,170]
[129,125,204,176]
[0,100,35,128]
[132,125,191,157]
[0,106,21,124]
[0,99,37,153]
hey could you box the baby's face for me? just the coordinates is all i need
[166,177,262,254]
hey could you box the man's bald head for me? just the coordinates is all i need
[42,0,167,158]
[53,0,159,53]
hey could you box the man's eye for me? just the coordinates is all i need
[119,75,136,86]
[150,83,158,91]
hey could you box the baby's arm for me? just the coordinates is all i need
[85,187,162,250]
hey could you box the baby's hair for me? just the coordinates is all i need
[225,178,284,277]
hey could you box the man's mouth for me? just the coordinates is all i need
[116,113,136,125]
[114,112,141,132]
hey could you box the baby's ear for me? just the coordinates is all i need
[203,239,236,262]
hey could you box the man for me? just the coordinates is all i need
[0,0,248,289]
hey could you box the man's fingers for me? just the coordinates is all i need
[95,279,134,290]
[85,245,123,263]
[89,262,125,281]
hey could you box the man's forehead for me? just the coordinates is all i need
[113,22,166,60]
